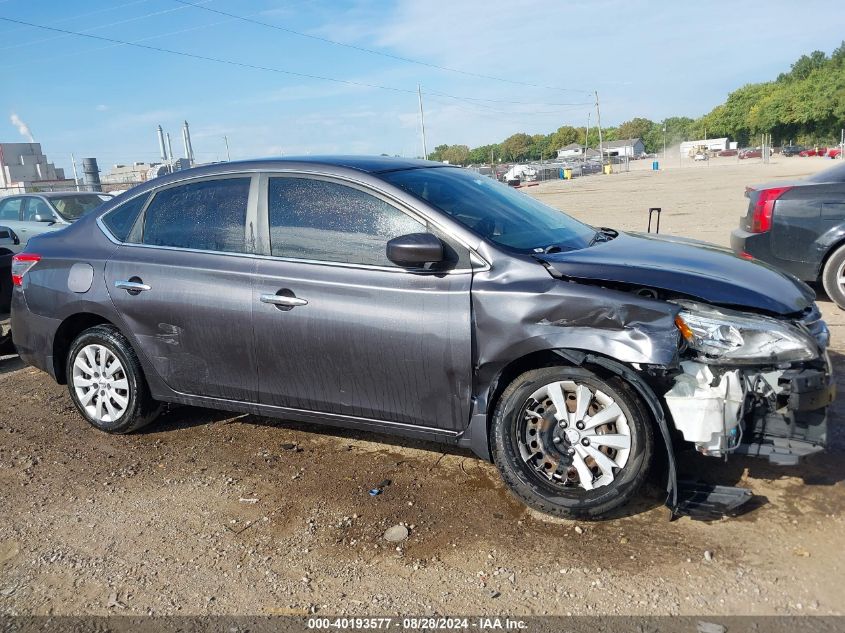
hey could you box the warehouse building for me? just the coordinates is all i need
[600,138,646,157]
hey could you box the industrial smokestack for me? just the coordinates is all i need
[156,125,167,163]
[82,158,102,192]
[166,132,174,172]
[182,120,195,165]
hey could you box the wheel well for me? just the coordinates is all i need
[485,349,662,440]
[53,313,114,384]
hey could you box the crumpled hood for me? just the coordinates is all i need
[540,231,815,316]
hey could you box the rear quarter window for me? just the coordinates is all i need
[102,194,149,242]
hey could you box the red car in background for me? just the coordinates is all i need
[739,147,762,159]
[799,147,828,156]
[718,149,738,157]
[828,148,842,158]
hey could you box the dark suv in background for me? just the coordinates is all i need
[782,145,806,157]
[11,157,834,519]
[731,162,845,307]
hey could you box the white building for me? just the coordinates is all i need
[679,138,729,154]
[556,143,584,159]
[102,162,160,184]
[0,143,71,191]
[600,138,646,157]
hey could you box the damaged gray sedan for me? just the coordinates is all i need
[10,157,834,519]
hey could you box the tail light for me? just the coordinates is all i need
[11,253,41,286]
[750,186,793,233]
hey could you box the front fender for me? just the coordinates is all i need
[462,255,681,459]
[471,257,681,396]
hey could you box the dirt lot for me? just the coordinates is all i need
[1,157,844,617]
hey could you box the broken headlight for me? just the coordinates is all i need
[673,302,819,365]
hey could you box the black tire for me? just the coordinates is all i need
[491,366,653,520]
[66,324,161,434]
[822,245,845,309]
[0,322,13,356]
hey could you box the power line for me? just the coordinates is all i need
[0,14,590,112]
[0,15,419,95]
[171,0,591,95]
[0,0,211,52]
[424,94,582,119]
[423,89,591,108]
[3,14,246,74]
[0,0,150,36]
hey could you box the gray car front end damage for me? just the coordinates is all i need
[10,158,836,519]
[458,240,833,515]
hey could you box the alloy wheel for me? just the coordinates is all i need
[518,380,632,491]
[71,344,130,423]
[837,260,845,296]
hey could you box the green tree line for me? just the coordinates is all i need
[428,42,845,164]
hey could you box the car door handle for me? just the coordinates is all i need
[115,280,151,292]
[260,293,308,307]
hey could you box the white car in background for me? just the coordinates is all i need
[0,192,112,248]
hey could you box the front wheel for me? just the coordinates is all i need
[66,324,161,433]
[491,366,653,519]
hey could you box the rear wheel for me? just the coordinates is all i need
[66,325,161,433]
[822,245,845,310]
[491,366,653,519]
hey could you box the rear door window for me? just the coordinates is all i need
[140,178,250,253]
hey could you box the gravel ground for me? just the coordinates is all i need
[1,156,844,617]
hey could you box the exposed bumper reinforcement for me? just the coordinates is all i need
[733,436,825,466]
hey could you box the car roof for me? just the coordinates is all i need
[216,155,448,174]
[96,156,457,213]
[8,191,112,198]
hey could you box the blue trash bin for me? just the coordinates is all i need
[652,160,659,171]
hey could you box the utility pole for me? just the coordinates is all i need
[663,124,667,161]
[71,153,81,191]
[417,84,428,160]
[584,111,591,162]
[224,136,231,162]
[595,91,604,171]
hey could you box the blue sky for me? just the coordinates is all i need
[1,0,844,175]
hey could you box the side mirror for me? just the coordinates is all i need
[33,214,54,224]
[386,233,444,267]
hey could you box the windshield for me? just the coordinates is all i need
[383,167,596,252]
[49,194,111,221]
